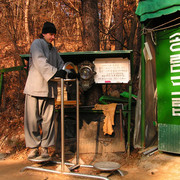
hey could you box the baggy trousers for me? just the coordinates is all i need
[24,94,55,148]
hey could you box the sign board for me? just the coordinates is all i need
[94,58,131,83]
[156,27,180,154]
[156,28,180,125]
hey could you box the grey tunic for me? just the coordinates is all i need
[24,38,64,98]
[24,38,64,148]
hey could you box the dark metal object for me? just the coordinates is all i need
[28,156,51,163]
[143,147,158,155]
[94,161,124,176]
[78,60,96,91]
[94,161,120,171]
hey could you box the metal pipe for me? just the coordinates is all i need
[62,62,79,165]
[21,166,109,180]
[46,161,94,168]
[127,82,132,156]
[117,169,124,176]
[61,78,65,171]
[76,78,79,164]
[62,62,80,165]
[143,147,158,155]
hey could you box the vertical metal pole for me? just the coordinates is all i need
[127,51,133,156]
[61,78,65,171]
[141,24,145,148]
[127,81,132,156]
[119,109,123,141]
[76,78,80,164]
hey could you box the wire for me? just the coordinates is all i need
[143,16,180,33]
[154,17,180,30]
[142,16,180,45]
[154,22,180,31]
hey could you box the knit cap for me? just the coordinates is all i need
[42,22,56,34]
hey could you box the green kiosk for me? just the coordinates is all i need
[136,0,180,153]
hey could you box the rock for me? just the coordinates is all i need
[0,153,6,160]
[148,168,159,175]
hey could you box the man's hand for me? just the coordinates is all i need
[68,69,80,79]
[54,70,67,79]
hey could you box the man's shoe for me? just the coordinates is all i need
[41,147,50,158]
[28,148,39,159]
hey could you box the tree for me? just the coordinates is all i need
[0,0,22,66]
[25,0,30,50]
[114,0,124,50]
[81,0,99,51]
[101,0,113,50]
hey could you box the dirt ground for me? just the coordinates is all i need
[0,148,180,180]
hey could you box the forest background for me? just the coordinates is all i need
[0,0,141,153]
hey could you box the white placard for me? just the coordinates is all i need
[94,58,131,83]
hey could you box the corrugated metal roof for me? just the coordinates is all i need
[136,0,180,22]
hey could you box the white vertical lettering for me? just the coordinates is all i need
[170,33,180,39]
[171,76,180,80]
[171,92,180,95]
[170,36,180,43]
[170,64,180,73]
[170,54,180,64]
[170,33,180,117]
[172,98,180,107]
[170,42,180,52]
[171,81,180,86]
[172,108,180,116]
[171,76,180,86]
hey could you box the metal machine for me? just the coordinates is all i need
[78,60,96,91]
[21,62,123,180]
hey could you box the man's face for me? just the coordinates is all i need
[43,33,56,43]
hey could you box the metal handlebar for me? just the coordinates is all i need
[62,62,78,73]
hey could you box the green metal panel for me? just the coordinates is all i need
[158,123,180,154]
[156,27,180,153]
[156,27,180,125]
[0,66,24,73]
[136,0,180,22]
[20,50,133,65]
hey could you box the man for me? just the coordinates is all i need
[24,22,67,160]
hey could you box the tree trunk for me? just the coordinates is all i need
[25,0,30,50]
[115,0,124,50]
[128,16,137,50]
[81,0,101,106]
[102,0,113,50]
[81,0,99,51]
